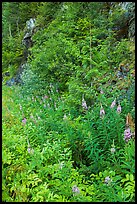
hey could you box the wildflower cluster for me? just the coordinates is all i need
[100,98,122,118]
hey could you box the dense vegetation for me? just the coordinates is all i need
[2,2,135,202]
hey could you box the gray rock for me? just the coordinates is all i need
[24,32,32,40]
[26,18,36,32]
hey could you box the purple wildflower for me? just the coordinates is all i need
[28,147,34,154]
[124,128,132,142]
[110,99,116,108]
[100,106,105,118]
[104,176,112,185]
[117,104,121,113]
[72,185,80,194]
[43,95,48,99]
[22,118,27,125]
[59,161,64,169]
[82,97,88,110]
[28,147,31,153]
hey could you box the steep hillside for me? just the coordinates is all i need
[2,2,135,202]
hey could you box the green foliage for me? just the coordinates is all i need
[2,78,135,201]
[2,2,135,202]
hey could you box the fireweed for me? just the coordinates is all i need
[100,89,104,94]
[82,96,88,110]
[124,127,132,142]
[22,117,27,125]
[117,104,121,113]
[110,99,116,108]
[100,105,105,118]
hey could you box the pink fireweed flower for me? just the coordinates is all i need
[82,97,88,110]
[110,99,116,108]
[100,106,105,118]
[117,104,121,113]
[22,118,27,125]
[43,95,48,99]
[124,128,132,142]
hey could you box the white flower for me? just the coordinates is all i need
[110,147,115,154]
[63,114,67,120]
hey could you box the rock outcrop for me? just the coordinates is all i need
[5,18,36,86]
